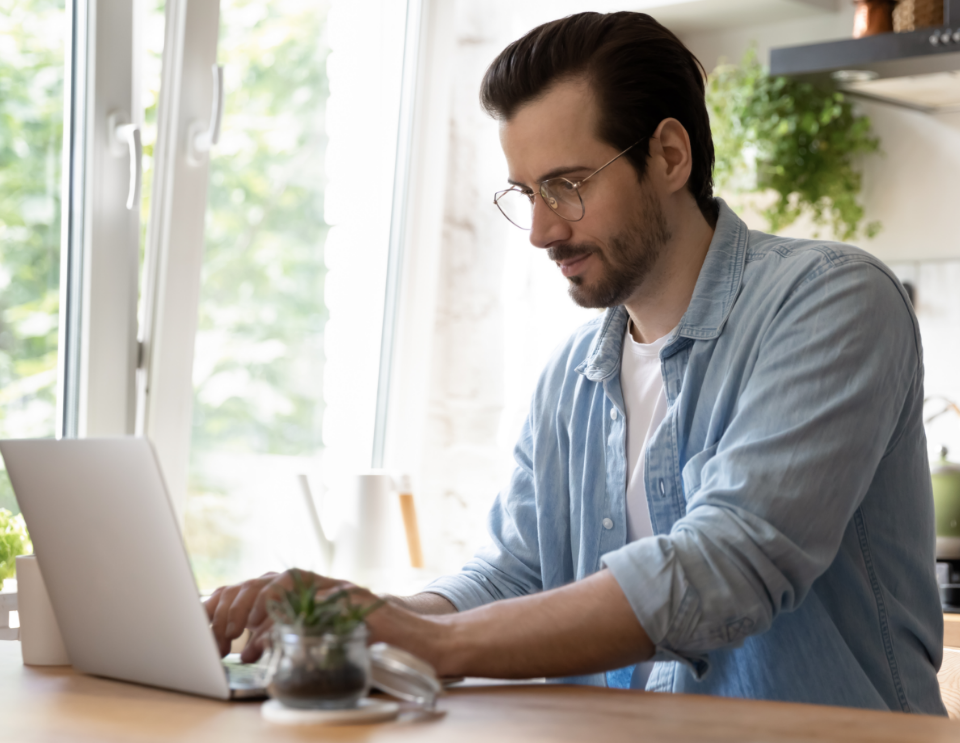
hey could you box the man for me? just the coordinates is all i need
[205,12,945,713]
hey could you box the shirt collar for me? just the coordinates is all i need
[576,199,748,382]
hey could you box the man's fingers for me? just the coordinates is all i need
[246,569,332,628]
[241,620,272,664]
[210,585,245,653]
[225,580,272,641]
[203,586,224,621]
[247,569,347,627]
[208,569,358,662]
[248,572,299,629]
[217,634,232,658]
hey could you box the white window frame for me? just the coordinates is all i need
[136,0,221,518]
[58,0,142,439]
[377,0,454,478]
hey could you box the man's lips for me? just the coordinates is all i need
[557,253,592,278]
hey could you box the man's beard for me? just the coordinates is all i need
[547,189,671,309]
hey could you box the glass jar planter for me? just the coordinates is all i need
[265,624,371,709]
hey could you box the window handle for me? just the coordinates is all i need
[108,111,142,211]
[187,64,224,166]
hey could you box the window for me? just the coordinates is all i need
[141,0,410,591]
[0,0,67,512]
[182,0,335,589]
[1,0,419,592]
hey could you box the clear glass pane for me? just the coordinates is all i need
[0,0,67,514]
[181,0,409,592]
[185,0,334,590]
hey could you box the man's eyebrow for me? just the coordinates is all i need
[507,165,591,188]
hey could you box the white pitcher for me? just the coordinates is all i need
[297,472,417,587]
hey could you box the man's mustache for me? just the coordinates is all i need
[546,244,599,263]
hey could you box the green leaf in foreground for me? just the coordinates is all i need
[267,570,384,636]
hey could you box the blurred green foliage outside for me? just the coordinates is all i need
[181,0,331,589]
[0,0,331,589]
[0,509,32,580]
[0,0,65,514]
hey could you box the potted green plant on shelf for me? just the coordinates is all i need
[265,571,384,710]
[0,509,31,583]
[707,48,881,242]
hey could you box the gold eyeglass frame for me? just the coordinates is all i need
[493,139,645,230]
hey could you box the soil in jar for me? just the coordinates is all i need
[270,661,367,708]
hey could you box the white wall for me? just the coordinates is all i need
[889,260,960,461]
[683,6,960,261]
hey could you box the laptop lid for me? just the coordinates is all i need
[0,437,231,699]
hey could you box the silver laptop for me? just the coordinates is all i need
[0,437,267,699]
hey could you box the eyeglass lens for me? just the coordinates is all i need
[495,179,584,230]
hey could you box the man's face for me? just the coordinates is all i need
[499,78,670,309]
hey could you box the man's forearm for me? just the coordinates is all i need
[420,570,653,679]
[389,591,458,616]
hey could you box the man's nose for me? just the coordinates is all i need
[529,195,572,249]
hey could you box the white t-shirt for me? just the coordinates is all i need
[620,323,672,543]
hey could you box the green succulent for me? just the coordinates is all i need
[267,570,384,636]
[0,508,31,582]
[707,48,881,242]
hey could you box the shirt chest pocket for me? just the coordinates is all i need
[680,443,719,499]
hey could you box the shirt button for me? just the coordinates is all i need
[602,518,614,530]
[610,408,618,420]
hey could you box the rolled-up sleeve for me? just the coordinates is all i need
[425,416,544,611]
[603,261,921,676]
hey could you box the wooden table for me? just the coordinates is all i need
[2,642,959,742]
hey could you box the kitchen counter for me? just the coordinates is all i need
[1,642,958,742]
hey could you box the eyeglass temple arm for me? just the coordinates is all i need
[575,138,645,187]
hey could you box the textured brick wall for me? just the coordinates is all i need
[419,2,596,573]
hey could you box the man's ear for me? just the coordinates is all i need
[648,118,693,196]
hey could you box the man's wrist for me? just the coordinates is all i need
[421,611,465,678]
[370,596,463,677]
[386,591,458,616]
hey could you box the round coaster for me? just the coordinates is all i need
[261,698,400,726]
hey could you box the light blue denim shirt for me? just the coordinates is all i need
[426,202,945,714]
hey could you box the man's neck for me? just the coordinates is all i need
[625,197,715,345]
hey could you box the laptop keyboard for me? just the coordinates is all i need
[222,654,269,690]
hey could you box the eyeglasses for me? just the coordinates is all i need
[493,139,645,231]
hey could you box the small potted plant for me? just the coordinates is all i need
[265,571,384,710]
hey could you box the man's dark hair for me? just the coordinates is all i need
[480,12,717,222]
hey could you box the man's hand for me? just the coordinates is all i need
[203,570,456,664]
[204,570,343,661]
